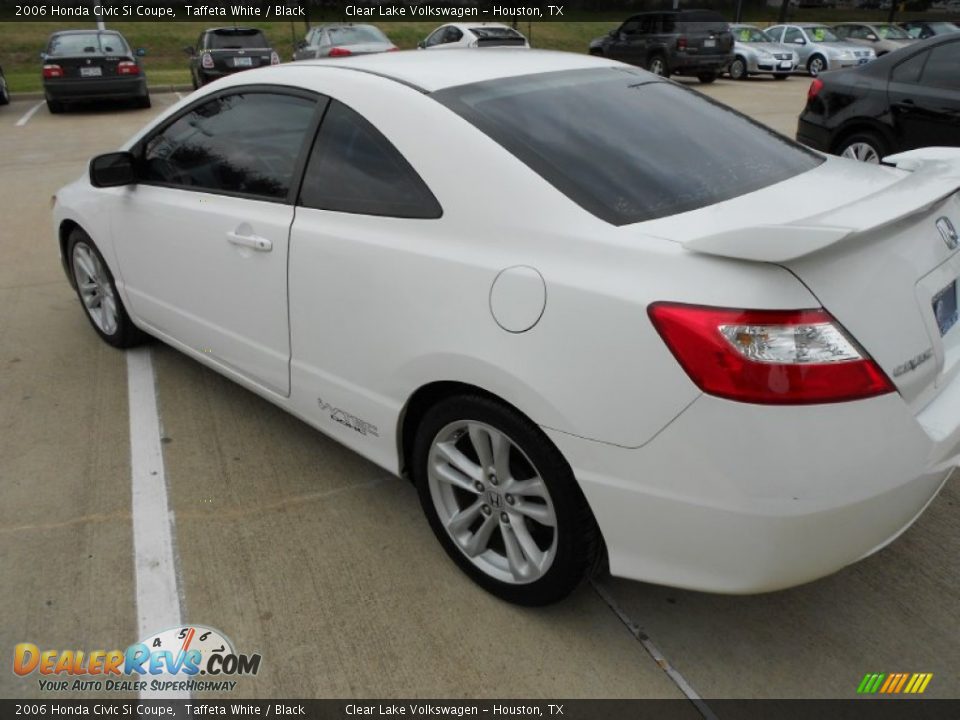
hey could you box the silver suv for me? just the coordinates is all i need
[766,23,875,76]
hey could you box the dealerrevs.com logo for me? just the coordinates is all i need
[13,625,261,693]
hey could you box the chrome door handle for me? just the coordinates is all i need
[226,231,272,252]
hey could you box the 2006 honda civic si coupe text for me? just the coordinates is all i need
[54,50,960,606]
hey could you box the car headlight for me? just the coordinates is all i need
[757,50,773,58]
[840,50,854,59]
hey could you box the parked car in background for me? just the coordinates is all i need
[798,34,960,162]
[0,65,9,105]
[186,27,279,89]
[899,21,960,40]
[766,23,875,76]
[728,24,798,79]
[293,23,396,61]
[418,23,529,49]
[56,50,960,607]
[589,10,734,83]
[833,22,915,56]
[41,30,148,113]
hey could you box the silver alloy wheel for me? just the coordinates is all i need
[649,57,666,76]
[427,420,558,584]
[841,141,881,163]
[808,56,825,76]
[730,58,747,80]
[72,243,119,336]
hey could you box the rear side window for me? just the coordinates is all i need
[299,100,441,219]
[891,50,928,84]
[434,68,822,226]
[141,92,317,199]
[921,42,960,90]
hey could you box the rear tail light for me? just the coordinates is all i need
[43,64,63,79]
[388,47,400,52]
[270,51,280,65]
[117,61,139,75]
[677,36,688,51]
[329,47,352,57]
[201,53,214,69]
[807,78,824,103]
[648,303,895,405]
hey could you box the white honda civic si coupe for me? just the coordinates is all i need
[55,49,960,605]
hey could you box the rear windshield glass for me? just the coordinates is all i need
[434,68,822,226]
[47,32,129,56]
[472,27,524,40]
[208,30,269,49]
[326,25,390,44]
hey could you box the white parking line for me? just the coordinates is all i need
[127,347,188,700]
[15,101,45,127]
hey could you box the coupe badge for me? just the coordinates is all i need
[937,217,958,251]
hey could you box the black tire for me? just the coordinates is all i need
[0,78,9,106]
[135,92,151,109]
[66,229,145,349]
[588,48,604,57]
[191,71,199,90]
[412,394,602,606]
[646,54,670,78]
[729,56,748,80]
[807,54,827,77]
[773,73,790,80]
[47,99,64,114]
[697,72,718,84]
[836,130,888,164]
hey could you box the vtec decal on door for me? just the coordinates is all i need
[318,398,379,437]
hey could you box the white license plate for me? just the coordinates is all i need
[933,280,959,337]
[779,61,792,69]
[80,67,102,77]
[704,38,716,48]
[857,58,870,65]
[234,57,253,67]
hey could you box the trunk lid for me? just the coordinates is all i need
[51,53,130,79]
[662,151,960,409]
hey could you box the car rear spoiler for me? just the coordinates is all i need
[681,149,960,264]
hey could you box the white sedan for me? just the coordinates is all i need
[54,50,960,605]
[418,22,529,50]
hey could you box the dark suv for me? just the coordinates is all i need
[590,10,734,83]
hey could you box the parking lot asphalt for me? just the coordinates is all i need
[1,75,958,706]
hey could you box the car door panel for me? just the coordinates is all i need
[889,42,960,150]
[109,89,320,396]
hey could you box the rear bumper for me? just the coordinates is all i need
[547,390,957,593]
[671,53,733,74]
[44,77,146,102]
[796,116,833,152]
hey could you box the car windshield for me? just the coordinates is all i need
[434,68,822,226]
[47,32,129,56]
[929,22,960,33]
[875,24,910,39]
[209,30,269,49]
[806,26,840,42]
[735,27,771,43]
[326,25,389,45]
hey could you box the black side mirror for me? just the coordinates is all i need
[90,152,137,188]
[296,40,306,50]
[183,45,195,56]
[136,47,146,57]
[417,40,425,49]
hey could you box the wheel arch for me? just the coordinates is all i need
[828,118,895,156]
[58,218,83,288]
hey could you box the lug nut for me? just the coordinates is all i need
[475,481,484,493]
[481,505,491,515]
[489,474,498,486]
[505,494,515,505]
[500,512,510,523]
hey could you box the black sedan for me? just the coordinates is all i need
[0,65,9,106]
[797,34,960,163]
[41,30,149,113]
[186,27,279,89]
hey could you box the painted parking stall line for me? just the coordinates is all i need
[15,101,45,127]
[127,347,188,700]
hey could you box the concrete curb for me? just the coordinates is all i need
[11,84,193,101]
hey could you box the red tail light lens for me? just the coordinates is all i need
[270,51,280,65]
[388,46,399,52]
[677,37,688,50]
[43,64,64,79]
[648,303,895,405]
[329,47,352,57]
[201,53,214,69]
[807,78,824,103]
[117,61,139,75]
